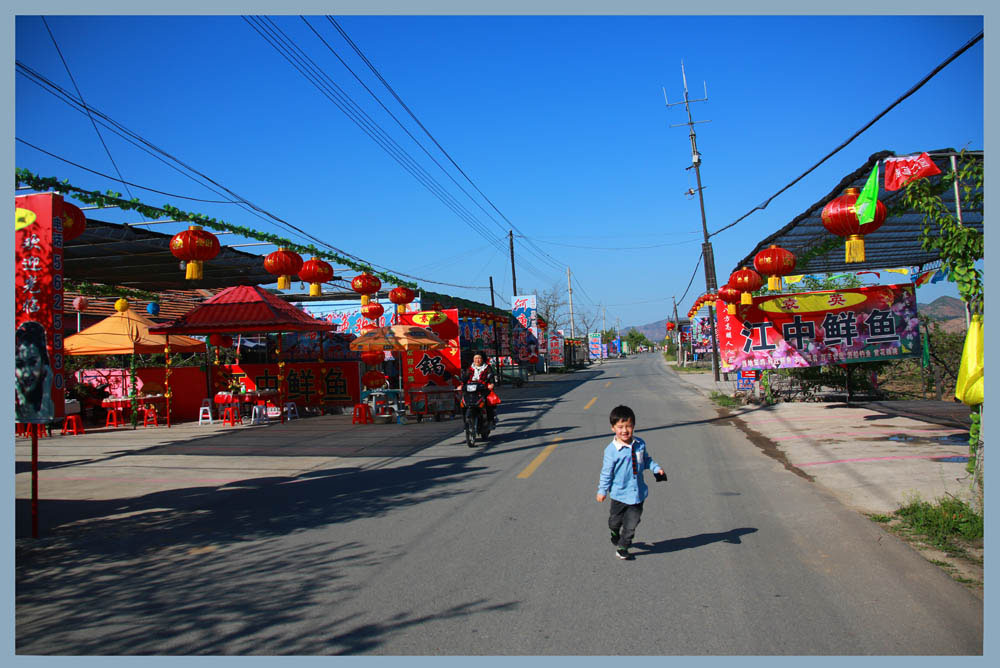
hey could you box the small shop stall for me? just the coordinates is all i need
[64,304,206,427]
[149,284,342,422]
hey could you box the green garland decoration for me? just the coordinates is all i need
[16,168,417,289]
[65,278,159,302]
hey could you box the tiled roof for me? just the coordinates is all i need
[149,285,336,334]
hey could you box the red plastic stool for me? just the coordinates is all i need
[352,403,374,424]
[142,408,159,428]
[105,407,125,428]
[61,414,85,435]
[221,405,240,426]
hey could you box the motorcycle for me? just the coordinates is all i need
[460,382,492,447]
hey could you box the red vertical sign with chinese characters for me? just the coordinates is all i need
[15,193,66,423]
[400,309,461,390]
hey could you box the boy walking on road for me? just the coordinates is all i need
[596,405,666,560]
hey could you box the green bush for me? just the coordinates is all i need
[895,497,983,550]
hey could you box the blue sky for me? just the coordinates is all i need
[12,11,985,330]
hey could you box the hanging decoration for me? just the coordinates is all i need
[146,302,160,316]
[730,267,763,305]
[263,248,304,290]
[362,369,387,390]
[361,302,385,320]
[821,186,886,263]
[16,168,417,289]
[170,225,221,280]
[298,257,334,296]
[388,286,416,315]
[753,245,797,291]
[114,298,129,312]
[361,351,384,366]
[61,202,87,243]
[209,334,234,348]
[666,322,676,331]
[72,296,90,312]
[717,285,742,315]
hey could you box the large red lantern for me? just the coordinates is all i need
[361,351,384,366]
[730,267,763,305]
[170,225,220,280]
[61,202,87,243]
[299,257,334,296]
[388,286,416,314]
[351,272,382,307]
[361,302,385,320]
[263,248,304,290]
[754,245,797,291]
[821,186,886,263]
[362,369,386,390]
[718,284,742,315]
[209,334,233,348]
[666,321,676,331]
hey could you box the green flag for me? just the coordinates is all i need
[854,164,880,226]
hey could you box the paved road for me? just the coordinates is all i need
[15,355,983,655]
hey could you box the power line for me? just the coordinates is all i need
[518,234,701,251]
[709,29,983,239]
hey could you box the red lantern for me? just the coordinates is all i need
[170,225,220,280]
[821,186,887,263]
[754,245,797,291]
[388,286,416,314]
[362,369,386,389]
[61,202,87,243]
[666,322,676,331]
[299,257,334,296]
[351,272,382,306]
[718,284,742,315]
[730,267,763,305]
[72,296,89,312]
[361,351,384,366]
[361,302,385,320]
[264,248,304,290]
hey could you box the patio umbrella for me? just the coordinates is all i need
[349,325,447,352]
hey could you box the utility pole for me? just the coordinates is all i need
[508,230,518,297]
[566,267,576,339]
[665,61,721,382]
[489,275,500,369]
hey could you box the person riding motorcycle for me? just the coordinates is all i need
[461,353,498,427]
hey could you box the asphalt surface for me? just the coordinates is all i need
[13,354,984,655]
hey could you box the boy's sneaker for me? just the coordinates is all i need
[616,546,632,560]
[610,529,620,546]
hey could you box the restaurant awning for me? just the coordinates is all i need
[148,284,337,335]
[64,307,207,356]
[732,149,983,276]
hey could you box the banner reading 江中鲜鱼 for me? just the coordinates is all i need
[715,284,920,372]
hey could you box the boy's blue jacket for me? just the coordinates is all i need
[597,436,661,505]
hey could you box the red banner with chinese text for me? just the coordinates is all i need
[716,284,920,372]
[227,362,360,407]
[15,193,66,423]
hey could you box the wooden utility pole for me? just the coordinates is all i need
[508,230,518,297]
[665,61,720,381]
[489,275,500,368]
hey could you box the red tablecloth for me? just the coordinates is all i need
[102,395,166,410]
[214,390,279,405]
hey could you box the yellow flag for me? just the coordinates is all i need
[955,315,983,406]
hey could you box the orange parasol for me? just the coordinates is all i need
[349,325,447,352]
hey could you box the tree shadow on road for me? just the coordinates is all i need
[631,527,758,555]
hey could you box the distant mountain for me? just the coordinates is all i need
[624,296,968,341]
[918,295,966,321]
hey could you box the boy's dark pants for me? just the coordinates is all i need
[608,499,644,547]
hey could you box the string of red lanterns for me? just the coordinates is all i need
[299,257,334,296]
[729,266,763,305]
[753,245,796,291]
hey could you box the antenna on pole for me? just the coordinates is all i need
[663,60,721,382]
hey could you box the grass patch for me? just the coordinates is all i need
[709,391,741,408]
[867,513,893,523]
[893,496,983,552]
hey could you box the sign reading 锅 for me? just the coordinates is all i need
[715,284,920,372]
[15,193,68,424]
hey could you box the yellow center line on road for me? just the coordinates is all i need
[517,437,563,479]
[584,397,598,411]
[604,381,612,388]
